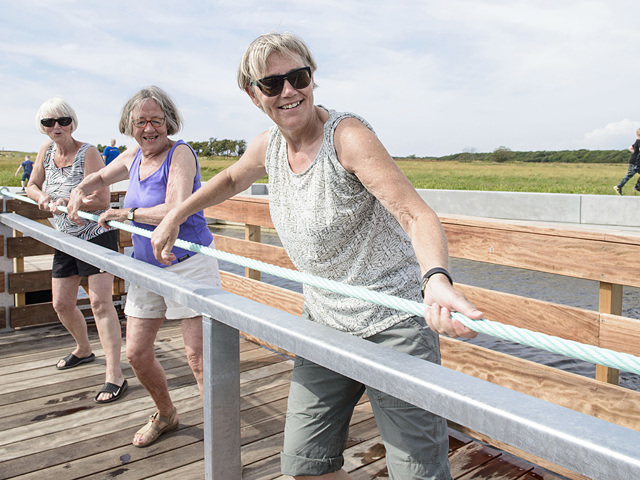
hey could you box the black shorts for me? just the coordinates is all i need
[52,230,118,278]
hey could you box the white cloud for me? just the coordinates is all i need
[583,119,640,150]
[2,0,640,156]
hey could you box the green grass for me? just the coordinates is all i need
[2,150,635,196]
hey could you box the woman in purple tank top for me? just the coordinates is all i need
[67,86,220,448]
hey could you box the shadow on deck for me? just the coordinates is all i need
[0,320,564,480]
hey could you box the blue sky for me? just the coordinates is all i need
[2,0,640,157]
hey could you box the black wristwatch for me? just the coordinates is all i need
[127,207,138,221]
[420,267,453,298]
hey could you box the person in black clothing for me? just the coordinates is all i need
[614,128,640,195]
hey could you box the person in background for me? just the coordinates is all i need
[614,128,640,195]
[102,138,120,165]
[27,97,126,403]
[15,155,34,192]
[67,86,221,448]
[150,33,483,480]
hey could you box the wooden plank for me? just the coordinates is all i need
[220,271,303,317]
[245,224,262,280]
[9,298,93,328]
[442,215,640,288]
[8,270,54,294]
[597,282,623,384]
[203,196,274,228]
[119,229,132,248]
[451,422,590,480]
[213,234,295,270]
[457,284,599,345]
[599,313,640,357]
[441,337,640,431]
[449,442,503,478]
[7,236,54,258]
[457,453,533,479]
[5,199,52,219]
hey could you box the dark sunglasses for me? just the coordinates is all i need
[41,117,73,128]
[251,66,312,97]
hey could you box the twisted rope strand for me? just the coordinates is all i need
[3,187,640,375]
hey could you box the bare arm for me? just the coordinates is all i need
[67,147,133,223]
[26,141,50,210]
[14,165,22,176]
[335,118,481,338]
[151,132,268,264]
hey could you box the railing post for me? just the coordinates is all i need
[0,223,14,331]
[203,315,241,479]
[596,281,622,385]
[245,224,261,281]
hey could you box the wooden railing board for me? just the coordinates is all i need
[5,200,52,220]
[599,313,640,357]
[7,236,54,258]
[9,299,93,328]
[216,271,640,433]
[212,235,295,270]
[204,196,273,229]
[441,336,640,431]
[457,284,599,345]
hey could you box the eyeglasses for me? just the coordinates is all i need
[41,117,72,128]
[251,66,312,97]
[133,117,166,128]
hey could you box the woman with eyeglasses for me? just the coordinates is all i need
[67,86,220,448]
[27,97,127,404]
[151,33,483,479]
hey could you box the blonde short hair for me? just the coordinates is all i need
[237,32,317,90]
[35,97,78,134]
[118,86,183,137]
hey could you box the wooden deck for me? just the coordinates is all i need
[0,319,566,480]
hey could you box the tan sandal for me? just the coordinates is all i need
[132,407,179,447]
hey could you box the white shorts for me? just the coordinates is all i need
[124,250,221,320]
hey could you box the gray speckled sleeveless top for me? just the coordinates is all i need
[42,142,109,240]
[265,108,421,338]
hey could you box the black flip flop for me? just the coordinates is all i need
[56,352,96,370]
[95,379,128,404]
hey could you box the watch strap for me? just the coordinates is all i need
[420,267,453,298]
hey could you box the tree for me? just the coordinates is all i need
[491,146,515,163]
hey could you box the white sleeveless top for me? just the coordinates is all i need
[265,107,421,338]
[42,142,108,240]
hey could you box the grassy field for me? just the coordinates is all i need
[2,150,636,196]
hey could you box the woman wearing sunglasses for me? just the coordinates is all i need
[151,33,483,479]
[67,86,221,448]
[27,97,127,404]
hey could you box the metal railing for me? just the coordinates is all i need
[2,211,640,480]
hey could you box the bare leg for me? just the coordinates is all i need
[126,315,176,445]
[52,276,93,365]
[181,315,204,397]
[88,272,124,401]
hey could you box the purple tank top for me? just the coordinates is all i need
[124,140,213,267]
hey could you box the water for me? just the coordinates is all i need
[210,224,640,392]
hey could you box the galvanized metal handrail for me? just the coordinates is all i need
[2,211,640,480]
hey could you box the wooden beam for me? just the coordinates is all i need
[7,236,54,258]
[212,235,295,270]
[596,282,623,384]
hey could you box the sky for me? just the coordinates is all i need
[2,0,640,158]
